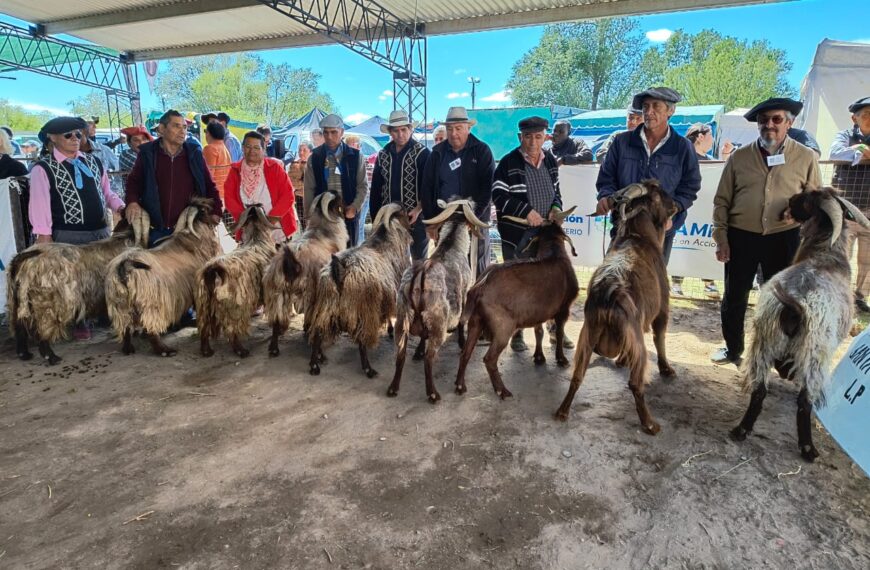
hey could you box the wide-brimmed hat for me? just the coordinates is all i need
[848,96,870,114]
[631,87,682,112]
[38,116,87,143]
[744,98,803,122]
[518,116,549,133]
[200,111,218,124]
[443,106,477,127]
[319,114,345,129]
[380,110,418,133]
[120,125,154,142]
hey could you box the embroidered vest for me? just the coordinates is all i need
[36,153,107,232]
[376,141,425,210]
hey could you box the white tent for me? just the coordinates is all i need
[797,39,870,157]
[714,108,756,154]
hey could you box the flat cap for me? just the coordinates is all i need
[744,98,803,122]
[200,111,217,124]
[518,116,549,133]
[38,116,87,143]
[631,87,682,111]
[217,111,231,123]
[319,113,345,129]
[849,96,870,114]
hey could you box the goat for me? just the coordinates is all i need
[307,203,412,378]
[6,213,149,365]
[730,188,870,462]
[105,197,221,356]
[387,199,490,402]
[454,208,579,399]
[554,181,677,435]
[195,204,279,358]
[262,192,348,356]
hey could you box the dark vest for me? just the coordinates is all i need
[137,139,208,229]
[34,153,106,232]
[309,143,361,206]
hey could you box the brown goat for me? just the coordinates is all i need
[554,180,677,434]
[454,208,579,399]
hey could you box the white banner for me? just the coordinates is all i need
[558,163,725,280]
[816,329,870,477]
[0,178,21,314]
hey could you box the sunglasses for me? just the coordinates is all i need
[757,115,786,126]
[62,131,83,140]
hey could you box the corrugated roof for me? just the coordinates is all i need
[1,0,780,60]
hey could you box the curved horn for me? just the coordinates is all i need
[320,193,339,223]
[551,205,578,224]
[614,183,648,203]
[460,203,490,229]
[133,209,150,248]
[423,202,461,225]
[233,206,252,232]
[835,196,870,229]
[186,206,199,238]
[436,199,449,209]
[373,204,395,229]
[819,196,843,246]
[502,215,530,225]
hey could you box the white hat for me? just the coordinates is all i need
[319,113,345,129]
[443,106,477,127]
[380,110,418,133]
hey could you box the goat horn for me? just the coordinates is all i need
[460,203,490,229]
[551,205,577,223]
[372,205,390,229]
[819,197,843,246]
[186,207,199,238]
[320,193,338,223]
[423,203,461,225]
[614,183,648,203]
[835,196,870,229]
[502,215,530,225]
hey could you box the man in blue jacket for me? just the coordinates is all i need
[595,87,702,264]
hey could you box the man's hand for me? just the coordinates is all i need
[715,241,730,263]
[408,205,422,224]
[594,197,612,216]
[721,140,734,156]
[125,202,142,221]
[857,144,870,160]
[548,208,561,224]
[35,234,52,244]
[345,205,357,219]
[526,210,544,227]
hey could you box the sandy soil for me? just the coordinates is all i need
[1,300,868,569]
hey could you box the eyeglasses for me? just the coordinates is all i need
[757,115,786,126]
[63,131,83,140]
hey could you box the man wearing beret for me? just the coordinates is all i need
[492,116,573,351]
[711,97,821,364]
[830,96,870,312]
[595,86,702,265]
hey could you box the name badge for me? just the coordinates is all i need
[335,166,342,175]
[449,158,462,171]
[767,154,786,167]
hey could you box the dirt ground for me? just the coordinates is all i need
[1,299,868,570]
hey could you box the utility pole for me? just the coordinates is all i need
[468,76,480,109]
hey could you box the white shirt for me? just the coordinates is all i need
[640,127,671,158]
[241,176,285,243]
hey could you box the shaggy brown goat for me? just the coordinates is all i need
[195,204,280,357]
[105,197,220,356]
[7,214,149,365]
[387,199,489,402]
[262,192,348,356]
[454,208,579,399]
[307,203,412,377]
[554,181,677,434]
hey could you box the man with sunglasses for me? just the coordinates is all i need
[710,97,821,365]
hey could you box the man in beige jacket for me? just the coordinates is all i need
[711,97,821,364]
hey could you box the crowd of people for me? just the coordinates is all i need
[1,90,868,359]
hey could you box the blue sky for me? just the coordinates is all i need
[0,0,866,126]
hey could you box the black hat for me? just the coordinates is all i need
[848,96,870,114]
[518,116,549,133]
[216,111,231,123]
[631,87,682,111]
[744,98,803,122]
[200,111,218,124]
[38,116,87,144]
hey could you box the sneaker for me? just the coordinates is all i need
[510,332,528,352]
[856,298,870,314]
[73,321,92,341]
[549,331,575,349]
[671,284,684,297]
[704,282,719,294]
[710,347,741,365]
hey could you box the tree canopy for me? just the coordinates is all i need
[0,99,53,132]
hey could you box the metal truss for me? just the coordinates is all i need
[255,0,427,125]
[0,22,142,128]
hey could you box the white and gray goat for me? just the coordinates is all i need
[105,197,221,356]
[387,199,490,402]
[307,203,412,377]
[262,192,348,356]
[7,213,149,365]
[730,188,870,462]
[195,204,280,358]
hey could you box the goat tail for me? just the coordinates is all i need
[460,273,488,325]
[281,246,302,283]
[329,253,346,292]
[194,265,226,339]
[106,258,149,340]
[407,260,431,337]
[5,249,42,331]
[771,282,805,338]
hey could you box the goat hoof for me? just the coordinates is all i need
[122,345,135,355]
[729,426,749,442]
[800,444,819,463]
[412,351,425,362]
[455,384,467,396]
[18,351,34,361]
[310,364,321,376]
[642,421,661,436]
[235,348,250,358]
[365,368,378,379]
[533,354,546,365]
[554,409,570,422]
[159,350,177,357]
[201,349,214,357]
[660,365,676,377]
[318,354,328,364]
[428,391,441,404]
[386,388,398,397]
[498,388,514,400]
[268,346,280,357]
[45,354,62,366]
[556,357,570,368]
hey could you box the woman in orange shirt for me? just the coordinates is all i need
[202,121,232,198]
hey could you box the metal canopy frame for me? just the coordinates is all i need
[0,22,142,130]
[255,0,427,127]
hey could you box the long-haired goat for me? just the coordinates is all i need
[307,203,412,377]
[6,214,150,365]
[195,204,280,358]
[387,199,490,402]
[454,208,579,399]
[730,188,870,462]
[262,192,348,356]
[555,181,677,434]
[105,197,220,356]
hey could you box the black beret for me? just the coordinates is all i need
[744,98,803,122]
[518,116,549,132]
[849,96,870,114]
[38,116,87,143]
[200,111,218,124]
[631,87,682,111]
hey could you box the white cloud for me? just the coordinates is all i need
[453,68,467,75]
[481,89,512,104]
[446,92,470,100]
[855,38,870,43]
[646,28,673,43]
[378,89,394,102]
[9,100,69,115]
[345,112,371,126]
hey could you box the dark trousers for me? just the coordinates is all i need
[720,227,800,357]
[410,218,429,261]
[295,195,306,230]
[345,217,360,247]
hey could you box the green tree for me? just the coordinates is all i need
[0,99,52,132]
[506,19,648,110]
[67,90,134,125]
